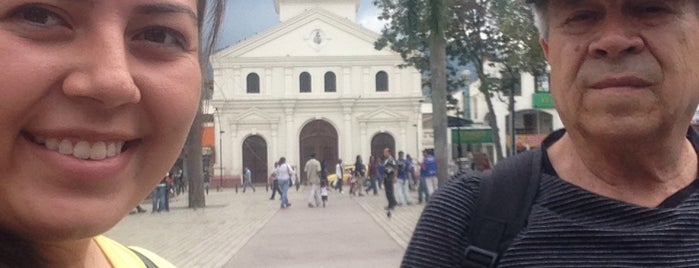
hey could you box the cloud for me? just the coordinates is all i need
[357,5,386,33]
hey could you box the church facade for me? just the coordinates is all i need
[210,0,423,183]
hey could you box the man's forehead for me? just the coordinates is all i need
[526,0,683,4]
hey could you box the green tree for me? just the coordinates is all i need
[451,0,547,161]
[375,0,453,184]
[375,0,546,167]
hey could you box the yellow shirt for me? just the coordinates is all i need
[94,236,175,268]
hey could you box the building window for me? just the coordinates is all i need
[324,72,336,92]
[535,73,550,93]
[246,73,260,94]
[300,72,311,93]
[376,71,389,92]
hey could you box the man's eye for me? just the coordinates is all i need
[637,5,670,15]
[14,6,66,27]
[566,11,598,24]
[135,28,187,49]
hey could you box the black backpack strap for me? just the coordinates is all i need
[464,149,542,268]
[129,247,159,268]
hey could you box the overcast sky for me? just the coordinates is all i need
[216,0,385,50]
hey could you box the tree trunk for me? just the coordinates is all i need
[483,87,504,162]
[430,35,449,186]
[186,104,206,208]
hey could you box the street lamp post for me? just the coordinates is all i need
[413,124,419,156]
[509,85,516,157]
[215,108,224,192]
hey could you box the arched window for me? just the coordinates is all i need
[376,71,389,92]
[246,73,260,94]
[300,72,311,93]
[324,72,336,92]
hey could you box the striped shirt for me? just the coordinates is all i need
[402,129,699,267]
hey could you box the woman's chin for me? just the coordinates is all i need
[14,198,130,242]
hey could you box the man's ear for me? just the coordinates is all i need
[540,38,550,61]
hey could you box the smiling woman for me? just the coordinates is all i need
[0,0,224,267]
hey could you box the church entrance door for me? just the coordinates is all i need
[299,120,338,185]
[242,135,268,184]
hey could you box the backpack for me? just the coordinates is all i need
[464,149,541,268]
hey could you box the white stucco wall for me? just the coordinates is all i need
[210,3,422,178]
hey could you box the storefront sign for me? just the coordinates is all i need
[452,129,493,144]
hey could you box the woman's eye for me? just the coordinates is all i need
[15,6,66,27]
[135,28,187,49]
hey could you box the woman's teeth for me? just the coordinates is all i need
[39,137,125,160]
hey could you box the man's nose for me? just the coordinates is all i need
[61,28,141,109]
[588,18,645,60]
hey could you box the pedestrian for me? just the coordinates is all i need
[353,155,366,196]
[163,173,173,211]
[415,159,429,204]
[421,149,438,196]
[382,148,398,210]
[320,181,329,208]
[335,159,344,193]
[395,151,412,206]
[405,154,416,190]
[293,165,301,192]
[367,155,379,195]
[242,167,256,193]
[403,0,699,267]
[151,175,170,213]
[320,160,329,187]
[276,157,293,208]
[204,169,211,195]
[0,0,224,265]
[305,153,322,207]
[347,168,355,194]
[269,162,282,200]
[173,168,185,196]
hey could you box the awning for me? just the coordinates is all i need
[448,116,473,127]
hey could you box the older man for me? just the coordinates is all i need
[403,0,699,267]
[305,153,322,208]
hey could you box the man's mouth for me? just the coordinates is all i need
[22,132,137,161]
[590,75,652,90]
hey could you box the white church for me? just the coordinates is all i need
[210,0,424,184]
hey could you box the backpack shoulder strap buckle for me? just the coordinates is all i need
[464,245,498,268]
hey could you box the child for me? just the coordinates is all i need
[320,181,329,208]
[347,169,355,195]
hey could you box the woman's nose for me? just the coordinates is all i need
[61,27,141,109]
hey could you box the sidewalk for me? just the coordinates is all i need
[106,185,424,267]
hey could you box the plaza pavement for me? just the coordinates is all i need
[106,184,425,268]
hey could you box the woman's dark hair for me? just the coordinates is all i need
[279,157,286,165]
[0,228,44,267]
[197,0,226,67]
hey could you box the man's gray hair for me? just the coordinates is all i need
[527,0,549,40]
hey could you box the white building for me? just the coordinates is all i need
[466,63,564,163]
[210,0,423,184]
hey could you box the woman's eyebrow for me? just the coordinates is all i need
[134,2,198,24]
